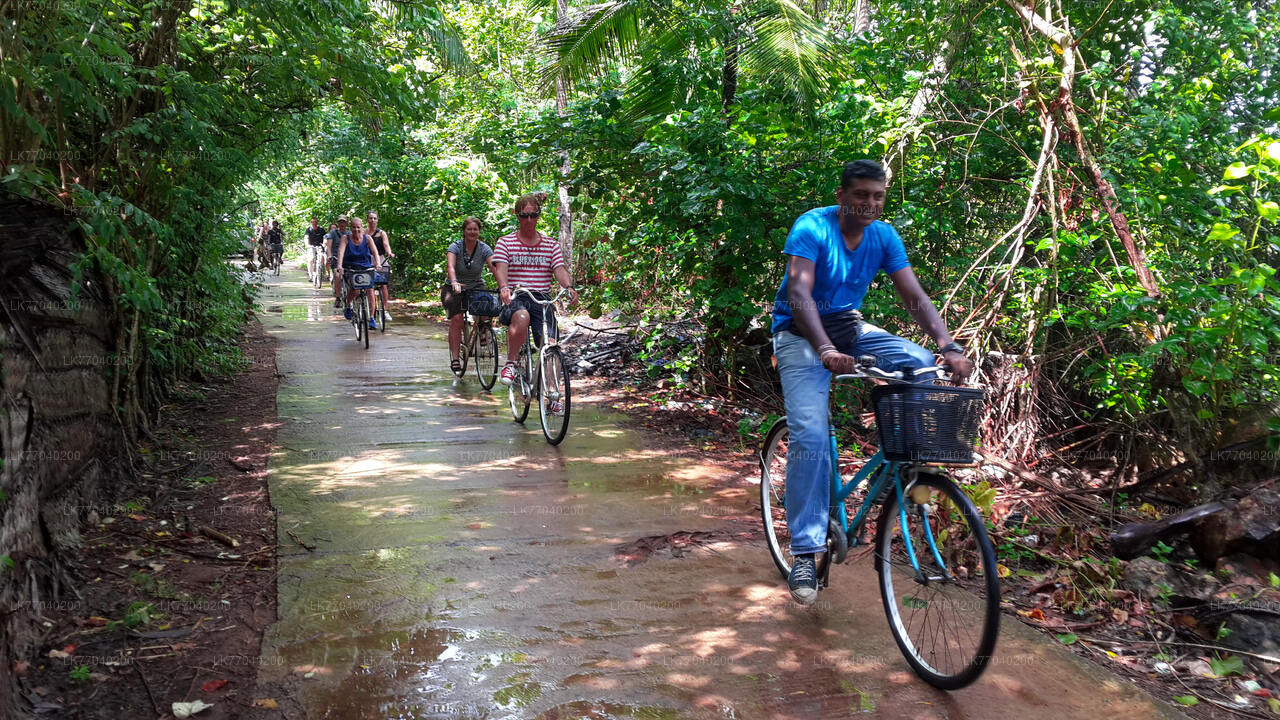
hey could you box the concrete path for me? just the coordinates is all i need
[255,269,1183,719]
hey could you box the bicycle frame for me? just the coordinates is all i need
[824,373,954,581]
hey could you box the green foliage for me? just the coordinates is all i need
[69,665,91,683]
[1209,654,1245,677]
[8,0,1274,465]
[107,601,153,630]
[1149,541,1174,563]
[1,0,469,438]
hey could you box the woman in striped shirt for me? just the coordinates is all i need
[493,193,577,387]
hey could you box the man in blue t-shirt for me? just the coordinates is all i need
[772,159,974,606]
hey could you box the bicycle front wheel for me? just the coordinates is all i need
[760,419,795,579]
[353,298,363,343]
[537,347,571,445]
[875,470,1000,690]
[377,291,387,333]
[508,345,532,423]
[476,323,498,391]
[360,297,370,349]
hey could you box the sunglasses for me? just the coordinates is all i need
[517,212,540,219]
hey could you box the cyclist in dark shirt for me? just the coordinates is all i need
[267,221,284,254]
[305,217,327,285]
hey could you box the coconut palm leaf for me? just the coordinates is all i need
[738,0,843,103]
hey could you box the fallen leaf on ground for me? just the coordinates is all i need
[1185,659,1215,677]
[201,679,228,692]
[172,700,214,718]
[47,650,70,660]
[253,698,279,709]
[171,642,197,651]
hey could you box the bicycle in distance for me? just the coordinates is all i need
[311,250,329,290]
[506,286,575,445]
[451,288,501,391]
[760,357,999,689]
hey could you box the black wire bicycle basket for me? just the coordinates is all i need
[870,383,985,463]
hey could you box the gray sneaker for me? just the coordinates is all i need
[788,554,818,605]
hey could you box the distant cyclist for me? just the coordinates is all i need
[770,159,974,606]
[366,211,394,321]
[492,193,577,387]
[335,217,382,331]
[325,216,351,310]
[445,216,496,374]
[305,217,327,285]
[266,221,285,268]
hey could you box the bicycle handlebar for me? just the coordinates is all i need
[509,286,572,305]
[833,358,949,384]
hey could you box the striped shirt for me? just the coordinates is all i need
[492,232,565,293]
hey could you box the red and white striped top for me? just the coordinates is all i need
[492,232,565,293]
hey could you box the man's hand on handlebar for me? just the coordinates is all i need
[820,351,857,376]
[452,281,462,295]
[942,352,975,383]
[565,286,578,307]
[499,287,511,305]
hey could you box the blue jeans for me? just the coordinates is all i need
[772,324,935,555]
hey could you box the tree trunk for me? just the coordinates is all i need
[722,34,739,111]
[555,0,574,263]
[0,196,127,719]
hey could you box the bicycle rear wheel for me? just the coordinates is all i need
[476,323,498,391]
[875,470,1000,690]
[760,418,794,579]
[537,346,571,445]
[508,344,532,423]
[377,290,387,333]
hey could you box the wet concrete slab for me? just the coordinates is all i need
[256,270,1185,719]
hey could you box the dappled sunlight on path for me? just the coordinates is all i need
[254,269,1183,720]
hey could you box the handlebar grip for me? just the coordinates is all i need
[857,355,878,368]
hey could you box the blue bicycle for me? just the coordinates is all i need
[760,357,999,689]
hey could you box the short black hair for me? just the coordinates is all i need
[840,159,887,188]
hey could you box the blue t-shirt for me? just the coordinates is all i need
[771,208,910,334]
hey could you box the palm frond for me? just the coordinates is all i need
[369,0,474,72]
[738,0,843,103]
[538,0,652,92]
[617,25,697,121]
